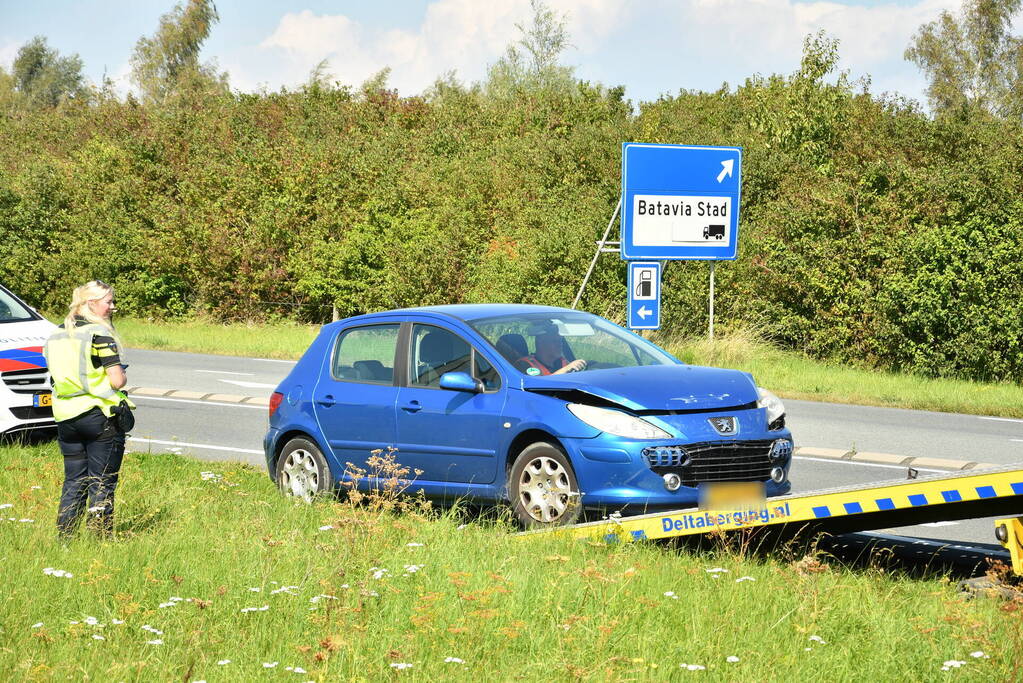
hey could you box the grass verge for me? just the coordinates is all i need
[2,441,1020,680]
[106,316,1023,418]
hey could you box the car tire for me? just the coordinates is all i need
[275,437,333,503]
[508,441,582,528]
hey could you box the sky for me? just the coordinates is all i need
[0,0,972,107]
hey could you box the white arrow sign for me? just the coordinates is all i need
[637,305,652,320]
[716,159,734,183]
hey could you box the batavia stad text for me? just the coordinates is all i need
[636,199,728,218]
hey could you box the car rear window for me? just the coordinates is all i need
[331,324,399,384]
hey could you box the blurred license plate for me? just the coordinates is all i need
[699,482,765,510]
[33,393,52,408]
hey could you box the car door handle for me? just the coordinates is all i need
[401,400,422,413]
[316,394,336,407]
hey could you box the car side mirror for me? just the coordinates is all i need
[439,371,482,393]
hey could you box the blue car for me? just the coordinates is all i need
[264,304,793,527]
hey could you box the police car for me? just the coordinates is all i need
[0,284,57,436]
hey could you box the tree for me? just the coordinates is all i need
[905,0,1023,117]
[485,0,576,98]
[130,0,229,105]
[10,36,87,108]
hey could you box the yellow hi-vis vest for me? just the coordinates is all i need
[43,323,132,422]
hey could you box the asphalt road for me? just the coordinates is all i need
[123,348,1023,549]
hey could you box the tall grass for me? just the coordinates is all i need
[2,441,1019,680]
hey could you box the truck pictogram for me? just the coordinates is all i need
[703,224,725,240]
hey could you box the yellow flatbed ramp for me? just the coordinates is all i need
[525,464,1023,575]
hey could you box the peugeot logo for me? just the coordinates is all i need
[708,416,737,436]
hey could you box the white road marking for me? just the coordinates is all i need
[218,379,278,389]
[1011,439,1023,443]
[195,370,254,376]
[793,456,947,473]
[128,437,262,455]
[131,395,265,410]
[978,416,1023,423]
[919,521,959,527]
[253,358,296,364]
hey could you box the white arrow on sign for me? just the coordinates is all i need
[716,159,734,183]
[637,305,652,320]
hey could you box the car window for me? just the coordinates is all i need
[332,324,399,384]
[0,286,36,324]
[409,324,473,388]
[473,311,677,374]
[474,351,501,391]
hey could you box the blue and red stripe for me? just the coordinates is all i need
[0,346,47,372]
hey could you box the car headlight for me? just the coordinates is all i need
[757,387,785,430]
[567,403,671,439]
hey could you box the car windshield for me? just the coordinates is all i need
[0,287,36,324]
[472,311,679,374]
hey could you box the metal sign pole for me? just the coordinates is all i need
[709,261,715,341]
[572,195,622,310]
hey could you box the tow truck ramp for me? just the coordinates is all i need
[524,464,1023,576]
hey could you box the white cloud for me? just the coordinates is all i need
[229,0,963,104]
[0,38,22,72]
[242,0,626,95]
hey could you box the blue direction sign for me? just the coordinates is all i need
[621,143,742,260]
[627,261,661,330]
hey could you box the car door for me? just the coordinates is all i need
[313,322,401,478]
[394,322,507,489]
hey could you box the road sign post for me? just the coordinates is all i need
[620,143,742,339]
[627,262,661,330]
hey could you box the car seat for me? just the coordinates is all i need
[496,333,528,362]
[352,359,391,382]
[417,331,454,386]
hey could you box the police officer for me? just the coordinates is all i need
[44,280,135,537]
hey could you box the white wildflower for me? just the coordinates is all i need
[390,662,413,670]
[318,525,333,531]
[142,625,163,635]
[248,587,261,592]
[370,567,389,580]
[84,616,98,626]
[735,576,756,582]
[705,568,728,573]
[310,594,336,603]
[406,542,424,547]
[809,635,827,645]
[664,591,679,599]
[158,602,175,609]
[726,656,740,663]
[683,664,706,671]
[943,660,966,668]
[112,619,124,625]
[92,634,105,640]
[970,651,988,659]
[444,657,464,664]
[31,486,42,490]
[147,639,164,645]
[18,518,34,523]
[0,503,11,509]
[263,662,278,668]
[217,659,231,665]
[456,524,468,530]
[31,622,43,629]
[271,585,299,595]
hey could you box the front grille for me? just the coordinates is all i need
[9,405,54,420]
[2,368,50,395]
[645,440,775,486]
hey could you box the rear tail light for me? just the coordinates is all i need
[269,391,284,419]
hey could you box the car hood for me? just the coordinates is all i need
[0,319,56,371]
[520,364,758,412]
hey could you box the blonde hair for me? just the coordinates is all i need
[64,281,120,346]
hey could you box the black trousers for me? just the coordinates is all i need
[56,407,125,536]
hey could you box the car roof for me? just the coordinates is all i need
[374,303,576,323]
